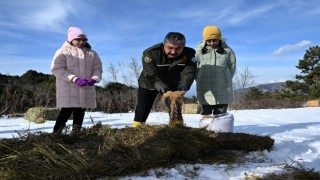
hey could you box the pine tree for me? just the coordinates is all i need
[285,45,320,99]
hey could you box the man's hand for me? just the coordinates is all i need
[177,85,189,91]
[160,86,171,94]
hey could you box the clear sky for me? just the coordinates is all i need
[1,0,319,85]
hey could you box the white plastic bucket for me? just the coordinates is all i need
[199,113,234,132]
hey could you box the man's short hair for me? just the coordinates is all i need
[163,32,186,45]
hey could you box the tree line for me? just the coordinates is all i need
[0,70,139,115]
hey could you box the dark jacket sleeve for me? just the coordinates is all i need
[141,52,166,91]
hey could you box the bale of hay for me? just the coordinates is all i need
[24,107,70,124]
[182,103,201,114]
[306,100,320,107]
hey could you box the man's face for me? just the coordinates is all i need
[163,42,184,59]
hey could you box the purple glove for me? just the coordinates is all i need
[75,78,88,87]
[86,78,96,86]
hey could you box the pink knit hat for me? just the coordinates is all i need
[67,27,87,42]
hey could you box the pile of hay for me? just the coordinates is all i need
[182,103,201,114]
[162,91,185,125]
[24,107,71,123]
[306,100,320,107]
[0,124,274,179]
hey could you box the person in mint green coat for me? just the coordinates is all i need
[195,26,236,116]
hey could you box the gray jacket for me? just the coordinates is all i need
[195,40,236,105]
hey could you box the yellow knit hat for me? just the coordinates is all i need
[202,26,222,40]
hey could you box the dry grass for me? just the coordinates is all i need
[0,124,274,179]
[257,168,320,180]
[182,103,201,114]
[251,160,320,180]
[306,100,320,107]
[230,98,303,110]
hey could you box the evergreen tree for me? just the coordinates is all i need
[244,87,263,100]
[285,45,320,99]
[104,82,134,94]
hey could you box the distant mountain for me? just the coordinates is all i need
[185,82,286,98]
[254,82,286,92]
[234,82,286,98]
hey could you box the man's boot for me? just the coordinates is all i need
[132,120,145,127]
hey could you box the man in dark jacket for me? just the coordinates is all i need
[132,32,197,127]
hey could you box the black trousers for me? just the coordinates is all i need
[200,104,228,115]
[134,87,159,122]
[53,107,86,132]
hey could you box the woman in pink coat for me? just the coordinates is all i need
[51,27,103,133]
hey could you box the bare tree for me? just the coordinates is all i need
[117,61,131,86]
[232,70,239,90]
[0,88,28,115]
[232,66,255,103]
[233,66,255,90]
[34,84,55,107]
[128,58,141,87]
[0,90,18,116]
[106,62,119,82]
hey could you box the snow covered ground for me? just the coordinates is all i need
[1,107,320,179]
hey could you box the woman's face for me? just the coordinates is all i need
[71,38,87,48]
[205,39,220,48]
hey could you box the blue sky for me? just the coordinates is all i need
[1,0,320,86]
